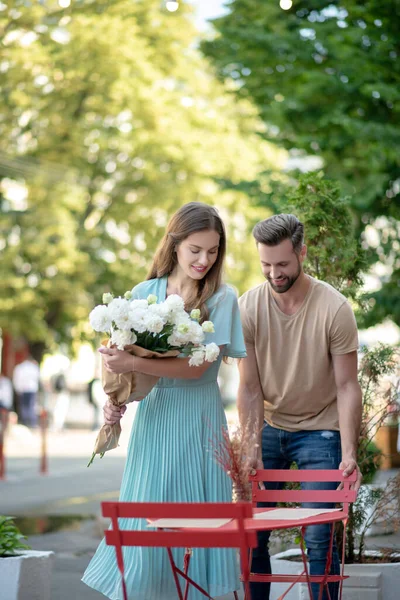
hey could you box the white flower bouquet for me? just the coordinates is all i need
[88,291,220,465]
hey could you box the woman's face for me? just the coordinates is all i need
[175,229,220,281]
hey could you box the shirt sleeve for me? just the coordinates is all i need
[206,286,247,358]
[238,293,255,347]
[329,301,359,355]
[130,280,151,300]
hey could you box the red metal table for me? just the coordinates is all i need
[219,506,350,600]
[154,505,349,600]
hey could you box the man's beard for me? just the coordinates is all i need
[266,260,301,294]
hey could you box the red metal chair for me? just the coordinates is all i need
[102,500,258,600]
[247,469,358,600]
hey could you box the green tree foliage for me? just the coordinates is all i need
[359,268,400,328]
[0,0,280,357]
[279,172,366,300]
[202,0,400,326]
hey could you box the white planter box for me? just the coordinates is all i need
[0,550,55,600]
[270,549,400,600]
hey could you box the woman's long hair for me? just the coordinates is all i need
[146,202,226,320]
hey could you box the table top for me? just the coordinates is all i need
[150,507,348,532]
[243,507,348,531]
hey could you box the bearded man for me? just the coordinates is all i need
[238,213,362,600]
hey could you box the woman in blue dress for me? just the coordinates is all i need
[82,202,247,599]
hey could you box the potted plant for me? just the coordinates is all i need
[0,515,54,600]
[346,344,400,555]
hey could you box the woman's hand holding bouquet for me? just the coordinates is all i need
[87,291,220,465]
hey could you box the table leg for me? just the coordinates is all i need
[183,548,192,600]
[300,526,313,600]
[317,522,335,600]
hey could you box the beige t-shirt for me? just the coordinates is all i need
[238,277,359,432]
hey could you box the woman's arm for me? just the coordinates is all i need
[99,346,224,380]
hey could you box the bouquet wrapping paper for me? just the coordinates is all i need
[88,342,179,465]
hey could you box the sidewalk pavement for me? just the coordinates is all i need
[3,401,240,459]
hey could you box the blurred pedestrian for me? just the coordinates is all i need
[12,355,40,427]
[87,377,104,431]
[0,373,13,438]
[0,373,13,412]
[51,372,70,431]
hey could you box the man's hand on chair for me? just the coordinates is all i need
[339,457,362,492]
[249,451,265,491]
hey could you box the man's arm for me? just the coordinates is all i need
[237,344,265,467]
[332,351,363,491]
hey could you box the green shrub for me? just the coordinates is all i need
[0,516,31,557]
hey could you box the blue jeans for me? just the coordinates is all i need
[250,423,341,600]
[20,392,37,427]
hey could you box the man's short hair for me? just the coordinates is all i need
[252,214,304,254]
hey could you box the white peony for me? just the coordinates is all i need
[124,290,132,300]
[170,309,190,327]
[189,321,205,344]
[128,299,150,333]
[167,332,181,347]
[167,330,190,346]
[189,347,205,367]
[129,299,149,311]
[147,294,157,305]
[89,305,112,332]
[111,329,137,350]
[165,294,185,313]
[148,303,170,319]
[128,307,148,333]
[108,298,131,330]
[205,342,220,363]
[143,313,165,334]
[201,320,215,334]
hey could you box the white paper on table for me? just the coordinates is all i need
[148,518,232,529]
[254,508,342,521]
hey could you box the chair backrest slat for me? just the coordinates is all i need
[105,528,258,549]
[250,469,357,512]
[102,501,253,520]
[102,502,257,550]
[250,469,357,483]
[252,489,357,503]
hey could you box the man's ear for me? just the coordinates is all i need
[300,244,307,262]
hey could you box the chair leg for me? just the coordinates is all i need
[243,581,251,600]
[243,547,253,600]
[318,523,335,600]
[174,566,215,599]
[299,526,313,600]
[166,547,184,600]
[339,520,348,600]
[121,577,128,600]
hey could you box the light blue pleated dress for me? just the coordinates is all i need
[82,277,247,600]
